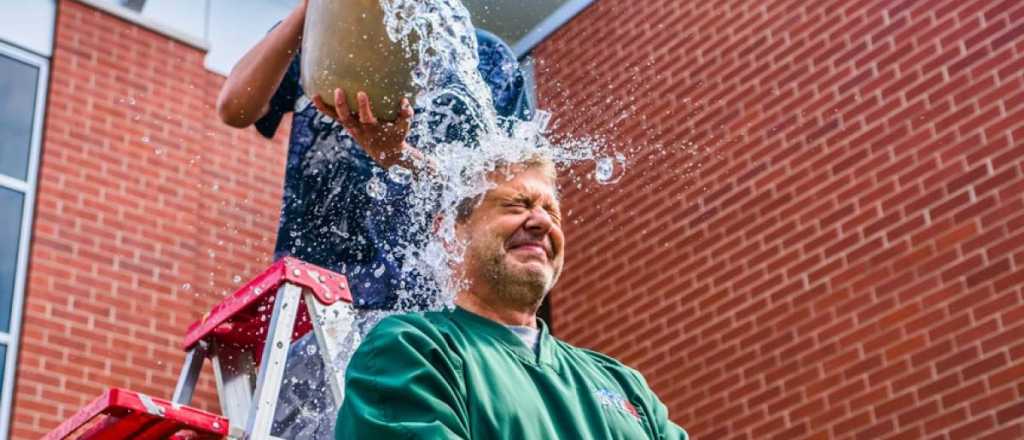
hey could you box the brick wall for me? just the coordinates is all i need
[536,0,1024,439]
[11,1,287,437]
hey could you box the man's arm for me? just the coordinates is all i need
[216,0,307,128]
[336,316,469,439]
[651,398,689,440]
[633,370,689,440]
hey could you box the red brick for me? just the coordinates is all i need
[962,352,1009,381]
[897,399,940,427]
[949,415,996,439]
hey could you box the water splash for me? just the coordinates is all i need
[387,164,414,184]
[365,175,387,200]
[594,153,626,184]
[370,0,620,312]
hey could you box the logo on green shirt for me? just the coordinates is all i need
[594,388,642,423]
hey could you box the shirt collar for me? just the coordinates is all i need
[453,307,554,365]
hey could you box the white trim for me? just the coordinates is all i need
[72,0,210,51]
[0,42,48,440]
[0,175,28,193]
[512,0,596,57]
[0,333,10,345]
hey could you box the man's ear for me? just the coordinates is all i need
[436,213,465,255]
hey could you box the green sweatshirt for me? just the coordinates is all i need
[336,307,688,439]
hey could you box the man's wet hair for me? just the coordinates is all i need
[454,154,558,224]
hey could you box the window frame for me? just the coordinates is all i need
[0,41,49,440]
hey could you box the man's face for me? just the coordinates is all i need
[457,164,565,307]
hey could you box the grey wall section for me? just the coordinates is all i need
[510,0,595,56]
[461,0,573,49]
[0,1,57,56]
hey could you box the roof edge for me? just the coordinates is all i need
[512,0,596,57]
[72,0,210,51]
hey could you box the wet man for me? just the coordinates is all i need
[336,158,689,439]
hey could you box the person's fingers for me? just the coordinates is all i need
[356,92,378,125]
[312,95,338,120]
[399,97,414,119]
[333,89,359,128]
[396,98,413,133]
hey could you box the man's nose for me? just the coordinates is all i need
[523,207,554,233]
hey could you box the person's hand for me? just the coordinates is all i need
[313,88,416,169]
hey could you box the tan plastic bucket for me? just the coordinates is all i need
[301,0,418,121]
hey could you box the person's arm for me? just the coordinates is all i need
[631,370,689,440]
[336,317,469,439]
[216,0,307,128]
[652,398,689,440]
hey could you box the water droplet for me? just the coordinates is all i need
[373,265,386,278]
[388,165,413,185]
[211,183,220,192]
[532,110,552,132]
[181,283,191,291]
[232,275,242,284]
[594,153,627,184]
[306,344,318,356]
[276,341,284,349]
[366,176,386,200]
[141,136,150,143]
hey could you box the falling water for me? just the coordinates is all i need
[369,0,621,312]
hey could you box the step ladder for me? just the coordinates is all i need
[44,257,356,440]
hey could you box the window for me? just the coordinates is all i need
[0,42,47,440]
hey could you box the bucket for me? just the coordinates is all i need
[301,0,418,121]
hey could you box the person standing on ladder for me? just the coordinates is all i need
[216,1,534,438]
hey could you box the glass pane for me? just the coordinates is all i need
[0,53,39,181]
[0,187,24,333]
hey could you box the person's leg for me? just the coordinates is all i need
[271,308,393,439]
[272,333,332,439]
